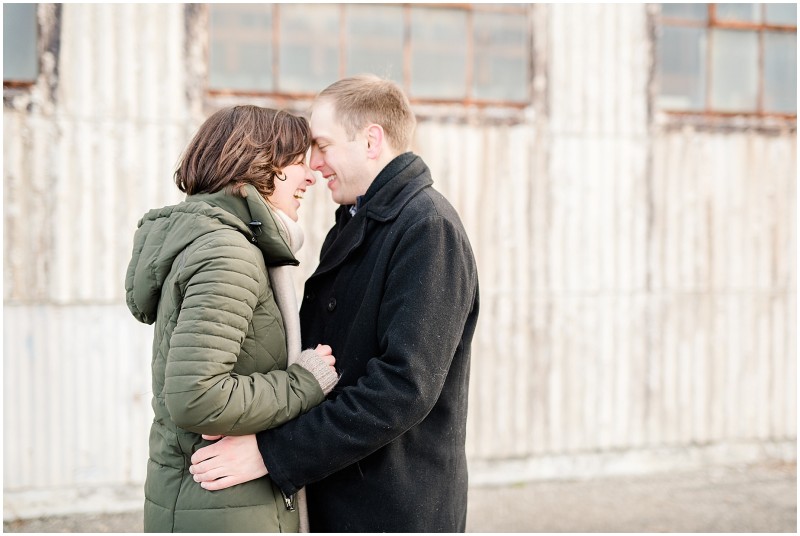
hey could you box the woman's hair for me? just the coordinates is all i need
[317,74,416,152]
[174,105,311,198]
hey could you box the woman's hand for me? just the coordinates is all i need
[314,344,336,371]
[295,345,338,394]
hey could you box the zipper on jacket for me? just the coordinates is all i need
[281,491,296,511]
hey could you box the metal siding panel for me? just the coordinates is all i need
[47,4,189,305]
[3,306,153,491]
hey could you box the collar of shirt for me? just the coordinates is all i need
[348,195,365,217]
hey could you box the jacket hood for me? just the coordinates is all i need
[125,184,296,324]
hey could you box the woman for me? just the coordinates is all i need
[125,105,336,532]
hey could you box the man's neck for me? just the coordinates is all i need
[369,149,401,183]
[348,151,407,215]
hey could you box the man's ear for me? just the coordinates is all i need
[365,124,384,159]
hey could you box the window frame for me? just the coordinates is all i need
[205,3,533,110]
[657,3,797,119]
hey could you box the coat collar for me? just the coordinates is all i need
[360,152,432,222]
[311,153,431,278]
[186,184,298,267]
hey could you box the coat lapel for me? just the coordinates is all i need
[308,153,432,279]
[312,206,368,278]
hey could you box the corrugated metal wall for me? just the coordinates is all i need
[3,3,796,517]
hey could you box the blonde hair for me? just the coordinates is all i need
[317,74,416,152]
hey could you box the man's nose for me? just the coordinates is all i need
[309,147,324,171]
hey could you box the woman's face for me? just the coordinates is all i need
[267,156,317,221]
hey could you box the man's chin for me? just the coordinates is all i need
[331,194,354,206]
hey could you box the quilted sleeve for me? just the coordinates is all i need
[163,235,325,435]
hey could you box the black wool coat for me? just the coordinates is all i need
[257,152,480,532]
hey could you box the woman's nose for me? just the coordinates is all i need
[305,167,317,186]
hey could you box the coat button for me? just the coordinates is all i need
[327,298,337,312]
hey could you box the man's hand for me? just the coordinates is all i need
[189,434,267,491]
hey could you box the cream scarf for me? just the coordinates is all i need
[267,207,303,368]
[266,206,311,533]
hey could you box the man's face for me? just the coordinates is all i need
[309,100,371,206]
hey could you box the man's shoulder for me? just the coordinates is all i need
[402,184,463,226]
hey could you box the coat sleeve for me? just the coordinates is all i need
[163,236,324,435]
[258,214,478,495]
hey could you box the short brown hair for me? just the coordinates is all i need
[174,105,311,198]
[316,74,416,152]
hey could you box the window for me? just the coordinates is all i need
[3,3,38,84]
[656,3,796,116]
[208,3,531,106]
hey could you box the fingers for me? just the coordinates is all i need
[200,475,248,491]
[192,465,230,483]
[189,455,222,478]
[313,345,336,368]
[202,434,224,441]
[191,442,220,465]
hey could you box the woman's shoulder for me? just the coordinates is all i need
[183,228,267,275]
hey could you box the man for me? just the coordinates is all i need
[189,75,480,532]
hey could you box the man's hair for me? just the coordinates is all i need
[317,74,416,152]
[174,105,311,198]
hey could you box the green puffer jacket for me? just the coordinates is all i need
[125,185,325,533]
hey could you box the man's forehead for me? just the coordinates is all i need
[310,99,336,123]
[310,103,344,140]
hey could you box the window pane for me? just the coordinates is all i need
[715,3,761,23]
[280,4,339,93]
[765,4,797,25]
[764,32,797,113]
[345,5,403,83]
[473,11,528,101]
[660,3,708,22]
[657,26,707,111]
[208,5,272,91]
[3,3,38,82]
[710,29,758,112]
[410,7,467,99]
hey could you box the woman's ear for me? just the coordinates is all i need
[365,124,384,159]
